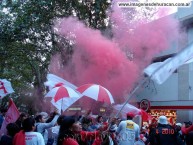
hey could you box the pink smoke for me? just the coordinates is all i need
[51,17,139,102]
[49,1,179,103]
[111,0,179,66]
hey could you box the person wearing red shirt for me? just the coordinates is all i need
[57,116,104,145]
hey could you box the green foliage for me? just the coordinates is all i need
[0,0,110,113]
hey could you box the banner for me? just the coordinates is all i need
[0,99,20,136]
[144,42,193,84]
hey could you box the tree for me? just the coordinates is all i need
[0,0,110,113]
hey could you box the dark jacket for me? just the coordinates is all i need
[149,126,157,145]
[0,135,13,145]
[186,131,193,145]
[154,124,177,145]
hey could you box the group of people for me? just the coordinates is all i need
[0,109,140,145]
[141,116,193,145]
[1,108,193,145]
[0,110,60,145]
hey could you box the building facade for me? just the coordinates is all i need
[136,2,193,123]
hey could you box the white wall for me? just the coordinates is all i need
[156,40,178,57]
[177,2,193,21]
[136,74,178,102]
[188,27,193,100]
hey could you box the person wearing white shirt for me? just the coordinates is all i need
[35,111,60,144]
[25,132,45,145]
[49,115,64,145]
[116,112,140,145]
[13,117,45,145]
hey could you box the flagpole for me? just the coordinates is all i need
[108,43,193,133]
[115,78,149,117]
[61,99,63,114]
[115,52,178,117]
[107,78,148,131]
[108,52,183,130]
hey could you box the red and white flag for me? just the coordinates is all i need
[144,42,193,84]
[44,74,77,90]
[113,103,151,121]
[0,98,20,136]
[0,79,14,99]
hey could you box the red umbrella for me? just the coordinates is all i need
[45,85,81,111]
[76,84,114,104]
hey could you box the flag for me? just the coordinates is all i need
[44,74,77,90]
[113,103,141,118]
[113,103,151,121]
[0,98,20,136]
[0,79,14,99]
[140,109,152,121]
[144,42,193,84]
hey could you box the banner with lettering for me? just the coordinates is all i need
[0,99,20,136]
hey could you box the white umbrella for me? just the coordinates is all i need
[113,103,141,118]
[113,103,151,121]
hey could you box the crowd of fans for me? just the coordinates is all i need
[0,108,193,145]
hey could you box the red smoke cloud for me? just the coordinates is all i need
[111,0,179,66]
[51,17,139,102]
[49,1,179,103]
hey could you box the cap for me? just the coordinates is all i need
[126,112,136,118]
[158,116,168,125]
[39,112,49,120]
[176,123,182,127]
